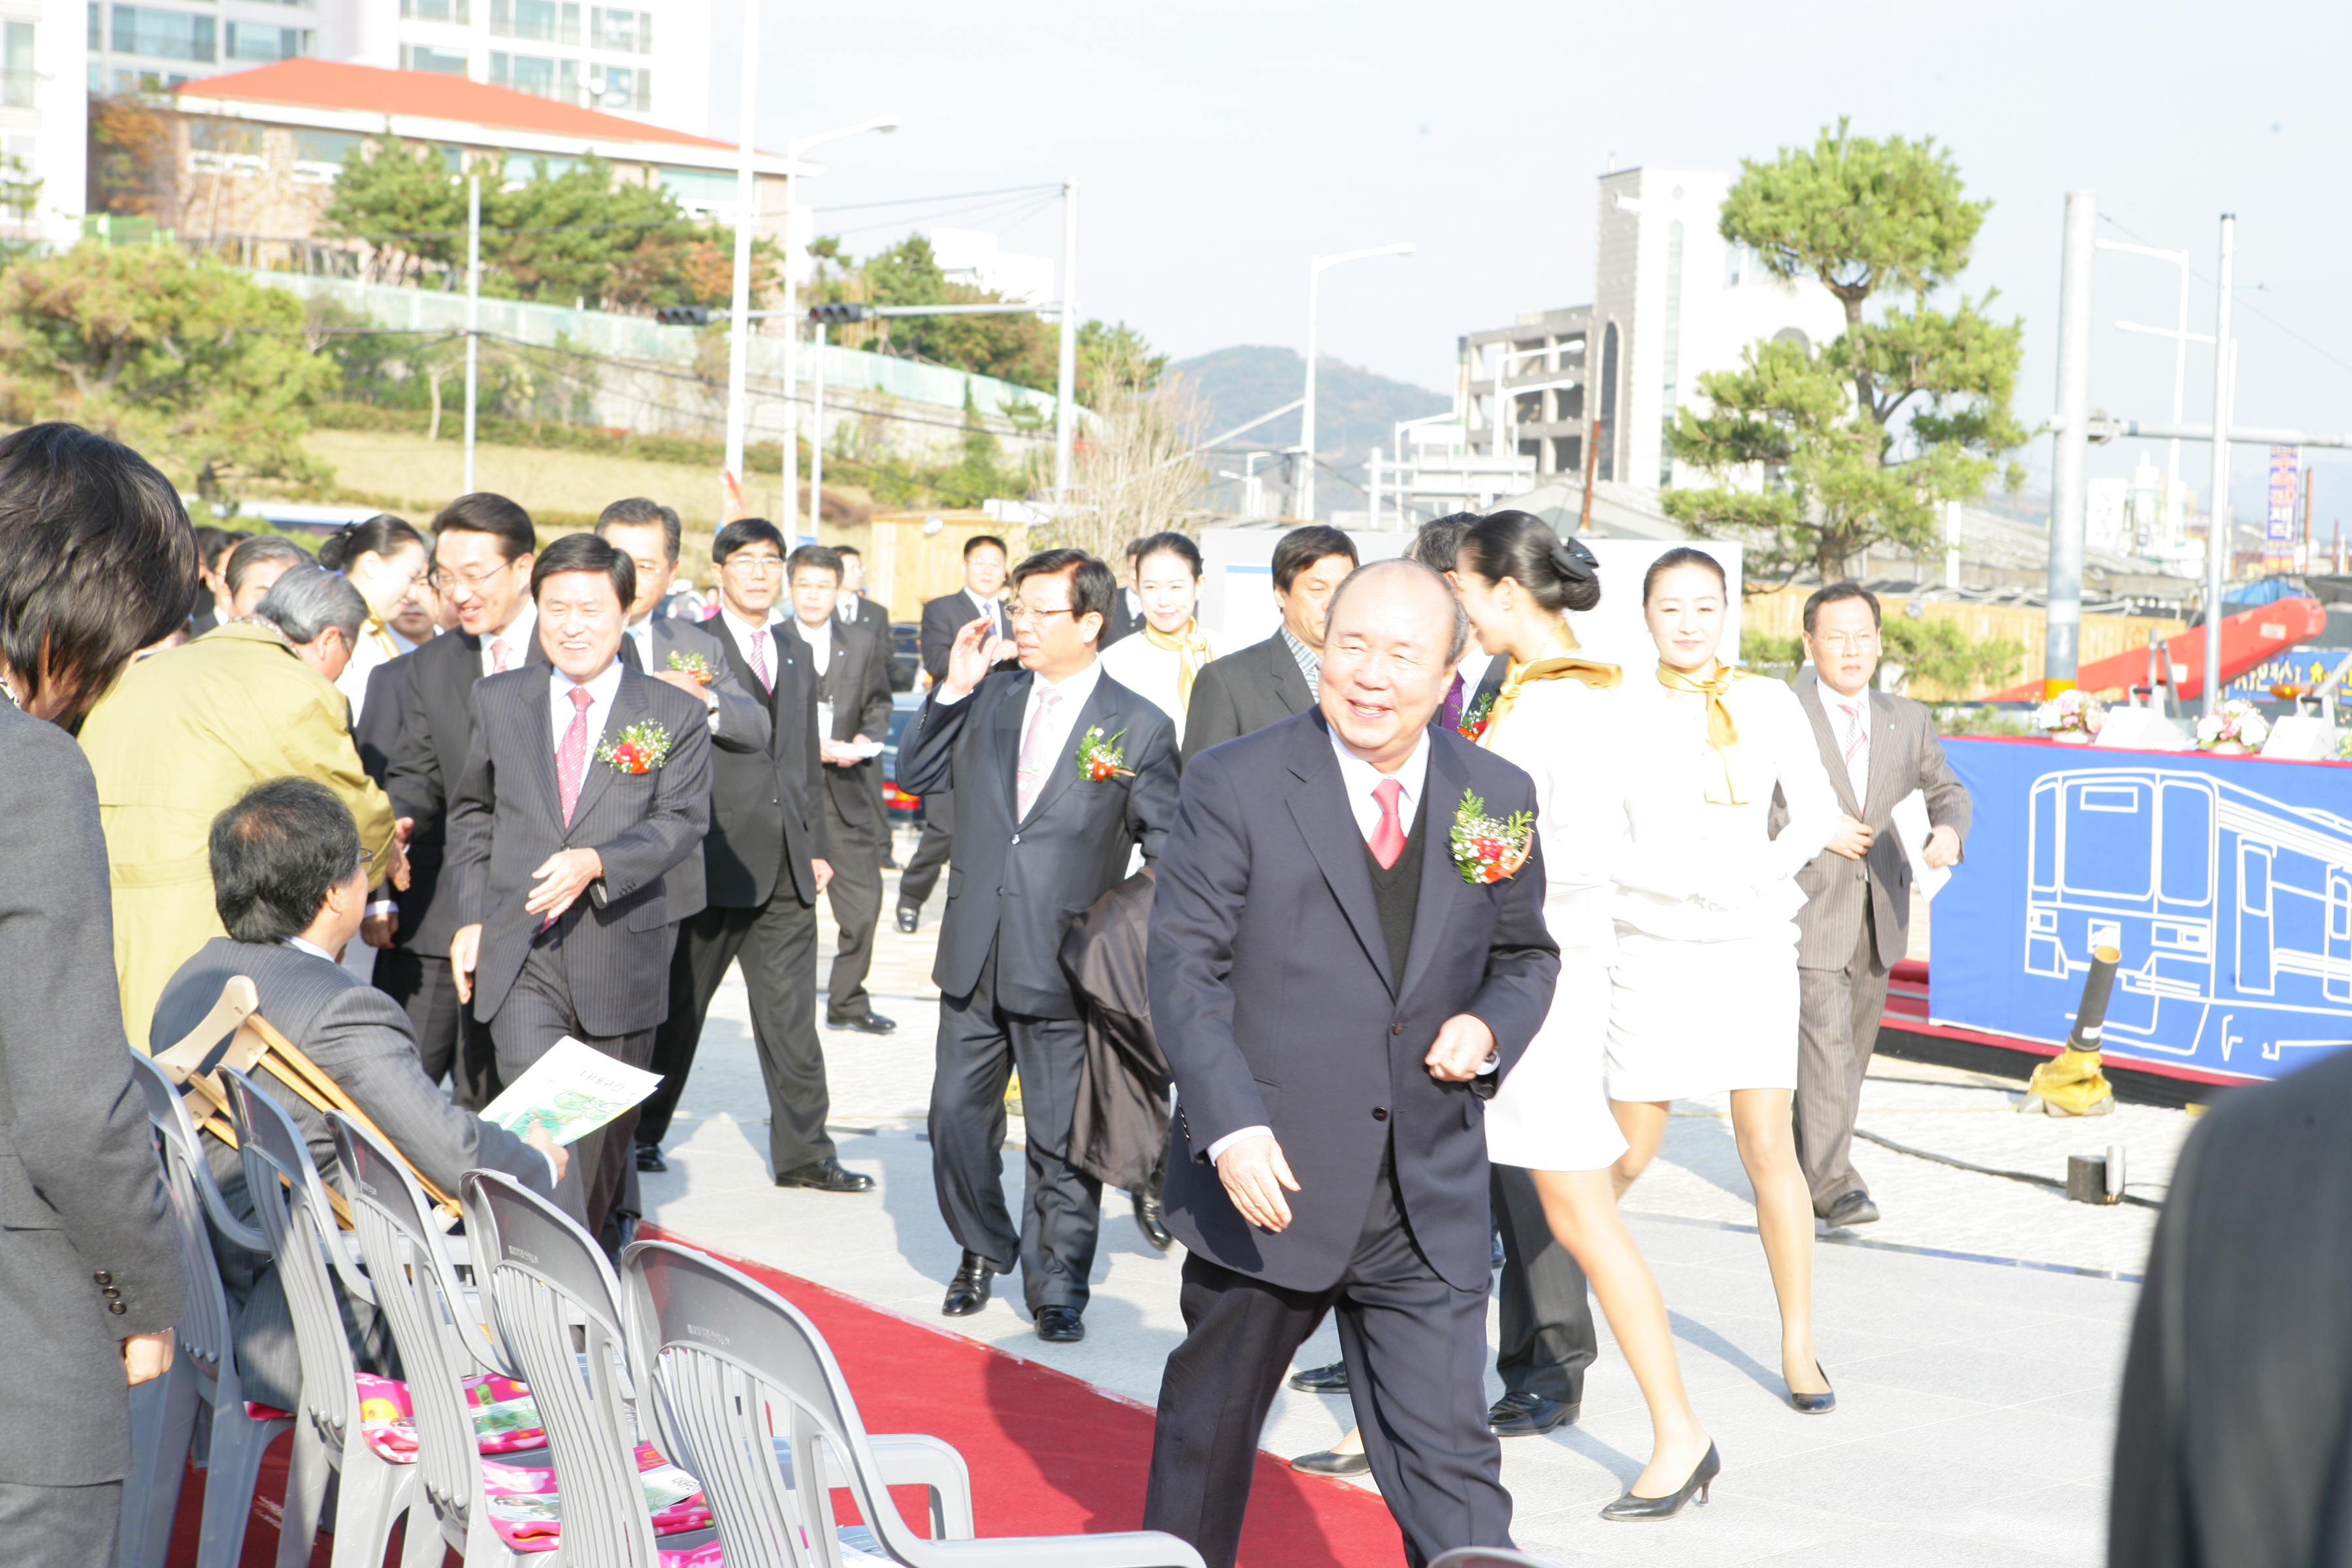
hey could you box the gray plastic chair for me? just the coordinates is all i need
[220,1068,417,1568]
[462,1168,718,1568]
[619,1237,1205,1568]
[1429,1550,1569,1568]
[121,1051,296,1568]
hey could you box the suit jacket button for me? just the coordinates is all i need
[1391,1023,1404,1036]
[93,1271,112,1286]
[1371,1107,1388,1122]
[1010,834,1021,845]
[108,1301,128,1315]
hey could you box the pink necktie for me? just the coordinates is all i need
[1369,779,1406,870]
[490,636,512,673]
[748,627,772,693]
[556,687,593,826]
[1840,698,1869,801]
[1014,687,1061,820]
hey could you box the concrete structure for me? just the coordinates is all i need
[930,227,1054,304]
[1,0,89,248]
[90,0,710,139]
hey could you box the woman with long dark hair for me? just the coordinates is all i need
[0,422,192,1563]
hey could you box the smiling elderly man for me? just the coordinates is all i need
[80,563,407,1045]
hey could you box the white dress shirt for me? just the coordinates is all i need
[836,590,862,623]
[1823,683,1872,806]
[934,657,1102,792]
[551,659,625,753]
[962,589,1007,642]
[479,601,538,678]
[1207,725,1438,1164]
[791,613,832,678]
[715,604,785,687]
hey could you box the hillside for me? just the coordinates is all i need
[1171,345,1452,515]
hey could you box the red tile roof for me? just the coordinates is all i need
[172,59,738,152]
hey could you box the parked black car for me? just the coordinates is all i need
[881,690,926,824]
[888,622,921,691]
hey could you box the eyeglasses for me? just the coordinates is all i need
[723,555,786,576]
[429,563,510,594]
[1007,604,1075,627]
[1812,631,1880,651]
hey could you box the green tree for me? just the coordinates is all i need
[486,155,744,312]
[1078,319,1165,404]
[319,134,469,284]
[0,247,339,497]
[1665,120,2029,582]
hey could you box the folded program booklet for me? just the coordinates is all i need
[482,1037,662,1147]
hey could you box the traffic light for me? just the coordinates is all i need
[808,302,870,325]
[654,306,715,326]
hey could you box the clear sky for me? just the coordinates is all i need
[710,1,2352,531]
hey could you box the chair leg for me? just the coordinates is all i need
[120,1364,200,1568]
[197,1407,293,1568]
[274,1428,331,1568]
[399,1492,454,1568]
[327,1450,418,1568]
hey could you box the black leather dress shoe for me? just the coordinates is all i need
[827,1011,898,1035]
[894,906,920,934]
[772,1158,875,1193]
[1288,1362,1349,1394]
[634,1142,667,1173]
[1290,1449,1371,1476]
[942,1252,994,1316]
[1488,1390,1577,1436]
[1034,1305,1085,1343]
[1824,1191,1881,1228]
[1133,1186,1173,1252]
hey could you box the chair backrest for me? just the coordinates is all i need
[463,1169,661,1568]
[1428,1550,1569,1568]
[127,1051,246,1380]
[221,1067,368,1456]
[621,1238,928,1568]
[329,1111,495,1541]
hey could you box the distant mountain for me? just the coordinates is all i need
[1170,345,1453,517]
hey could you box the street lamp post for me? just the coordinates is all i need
[780,116,899,538]
[720,0,760,504]
[2203,215,2236,717]
[1300,242,1413,520]
[2100,237,2210,543]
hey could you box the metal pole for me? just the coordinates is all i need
[2045,189,2096,695]
[780,169,797,538]
[1301,260,1319,521]
[721,0,760,502]
[2168,250,2187,507]
[1052,176,1079,504]
[2204,214,2236,716]
[808,323,826,537]
[463,173,480,494]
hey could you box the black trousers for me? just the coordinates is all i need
[930,943,1100,1313]
[1491,1162,1597,1403]
[1143,1151,1513,1568]
[372,946,468,1094]
[821,794,885,1020]
[640,896,832,1176]
[487,934,657,1251]
[898,785,953,909]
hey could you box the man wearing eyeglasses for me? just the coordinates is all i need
[379,493,547,1105]
[1776,582,1971,1231]
[898,548,1181,1344]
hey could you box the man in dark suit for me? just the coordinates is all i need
[833,545,896,856]
[784,544,898,1033]
[152,779,572,1411]
[446,532,712,1249]
[1773,582,1970,1228]
[1179,523,1357,766]
[380,494,547,1103]
[1142,558,1560,1568]
[1099,536,1145,649]
[633,519,862,1195]
[899,547,1181,1343]
[897,534,1011,932]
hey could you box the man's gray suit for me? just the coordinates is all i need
[0,703,184,1552]
[150,938,566,1410]
[1771,681,1971,1213]
[1179,631,1316,766]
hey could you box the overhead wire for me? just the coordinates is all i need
[2098,212,2352,382]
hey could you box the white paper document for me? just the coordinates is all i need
[1891,790,1951,902]
[481,1036,662,1147]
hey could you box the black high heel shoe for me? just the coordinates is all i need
[1788,1360,1836,1415]
[1599,1442,1720,1522]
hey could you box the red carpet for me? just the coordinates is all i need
[642,1226,1407,1567]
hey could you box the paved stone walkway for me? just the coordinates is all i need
[640,838,2165,1565]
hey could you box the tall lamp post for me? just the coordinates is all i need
[780,116,899,538]
[719,0,761,504]
[1299,242,1413,520]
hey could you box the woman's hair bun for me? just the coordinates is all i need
[316,521,361,572]
[1547,538,1598,583]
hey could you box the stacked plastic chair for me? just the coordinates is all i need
[121,1051,297,1568]
[1429,1551,1569,1567]
[219,1068,419,1568]
[619,1237,1207,1567]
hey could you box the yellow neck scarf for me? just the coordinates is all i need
[365,615,400,660]
[1656,660,1757,804]
[1480,626,1620,744]
[1143,619,1213,710]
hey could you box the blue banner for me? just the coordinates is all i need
[1933,737,2352,1083]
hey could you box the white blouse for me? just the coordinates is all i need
[1098,625,1218,745]
[335,619,419,725]
[1478,675,1629,958]
[1610,671,1841,942]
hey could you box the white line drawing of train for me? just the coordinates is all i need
[2025,767,2352,1071]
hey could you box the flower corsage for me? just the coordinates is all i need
[664,650,716,685]
[597,721,674,775]
[1448,789,1534,885]
[1457,692,1495,744]
[1075,725,1132,781]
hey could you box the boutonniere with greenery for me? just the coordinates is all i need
[1075,725,1133,781]
[1457,691,1495,743]
[597,721,674,775]
[664,650,716,685]
[1448,789,1534,886]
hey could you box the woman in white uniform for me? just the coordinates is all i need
[1608,546,1842,1413]
[1456,513,1718,1520]
[1097,531,1216,745]
[318,514,431,725]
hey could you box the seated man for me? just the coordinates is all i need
[151,777,575,1413]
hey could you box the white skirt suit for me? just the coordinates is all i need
[1479,674,1633,1173]
[1604,670,1841,1102]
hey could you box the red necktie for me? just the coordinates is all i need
[556,686,593,826]
[748,627,773,693]
[1369,778,1407,870]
